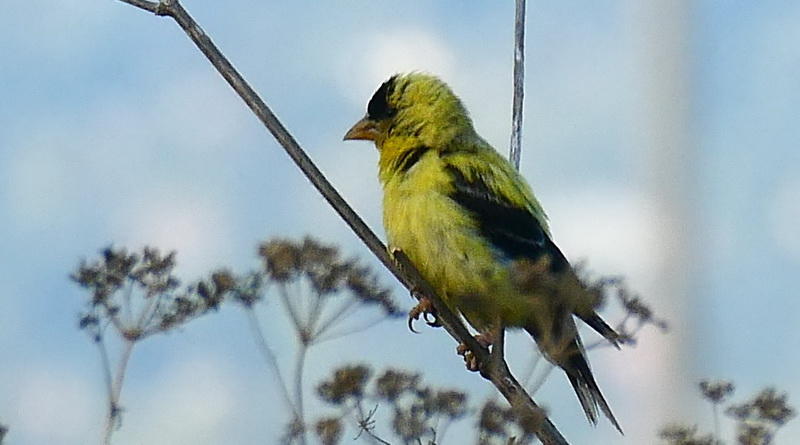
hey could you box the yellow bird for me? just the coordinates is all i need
[344,72,622,431]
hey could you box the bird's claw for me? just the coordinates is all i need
[407,297,440,332]
[457,344,481,372]
[456,332,494,372]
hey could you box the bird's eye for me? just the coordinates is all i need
[367,76,397,120]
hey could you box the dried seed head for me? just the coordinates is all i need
[478,400,513,437]
[699,380,735,404]
[317,365,372,405]
[659,424,720,445]
[315,417,342,445]
[375,369,419,401]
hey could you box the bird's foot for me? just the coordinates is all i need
[456,332,494,372]
[475,332,495,348]
[456,343,480,372]
[407,297,440,332]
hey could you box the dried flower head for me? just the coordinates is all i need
[726,388,795,427]
[432,389,468,419]
[392,406,427,442]
[259,239,303,282]
[229,271,264,307]
[736,423,772,445]
[478,400,513,437]
[375,369,420,401]
[510,402,546,437]
[317,365,372,405]
[73,247,239,340]
[282,417,305,444]
[315,417,342,445]
[699,380,735,404]
[659,424,720,445]
[258,238,399,317]
[662,383,794,445]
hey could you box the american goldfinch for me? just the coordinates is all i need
[344,73,621,431]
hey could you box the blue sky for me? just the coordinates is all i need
[2,1,799,444]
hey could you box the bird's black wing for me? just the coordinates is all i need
[444,163,568,272]
[445,162,620,347]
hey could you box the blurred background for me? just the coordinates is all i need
[1,1,799,444]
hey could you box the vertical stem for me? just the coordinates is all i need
[279,284,304,334]
[294,344,309,445]
[245,308,298,419]
[96,334,115,445]
[509,0,527,170]
[103,340,135,445]
[712,403,720,438]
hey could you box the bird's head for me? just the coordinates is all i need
[343,73,475,151]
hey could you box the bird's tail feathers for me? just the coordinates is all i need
[565,350,623,434]
[579,312,622,349]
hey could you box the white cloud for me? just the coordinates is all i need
[334,27,457,108]
[545,187,661,285]
[2,67,247,238]
[109,190,234,276]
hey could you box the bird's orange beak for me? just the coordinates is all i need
[343,116,379,141]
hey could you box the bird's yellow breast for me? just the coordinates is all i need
[381,151,529,329]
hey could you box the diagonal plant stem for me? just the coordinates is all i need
[112,1,568,443]
[315,314,388,344]
[244,308,298,419]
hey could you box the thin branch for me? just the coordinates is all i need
[278,284,304,337]
[521,347,545,389]
[113,2,568,443]
[111,340,135,403]
[121,279,134,325]
[312,297,359,340]
[314,314,388,344]
[117,0,159,13]
[294,344,309,445]
[134,284,162,332]
[305,288,328,334]
[103,339,135,445]
[138,291,166,337]
[245,308,297,419]
[436,416,456,445]
[355,402,391,445]
[509,0,526,170]
[712,402,721,439]
[529,362,556,396]
[101,301,127,337]
[95,333,116,445]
